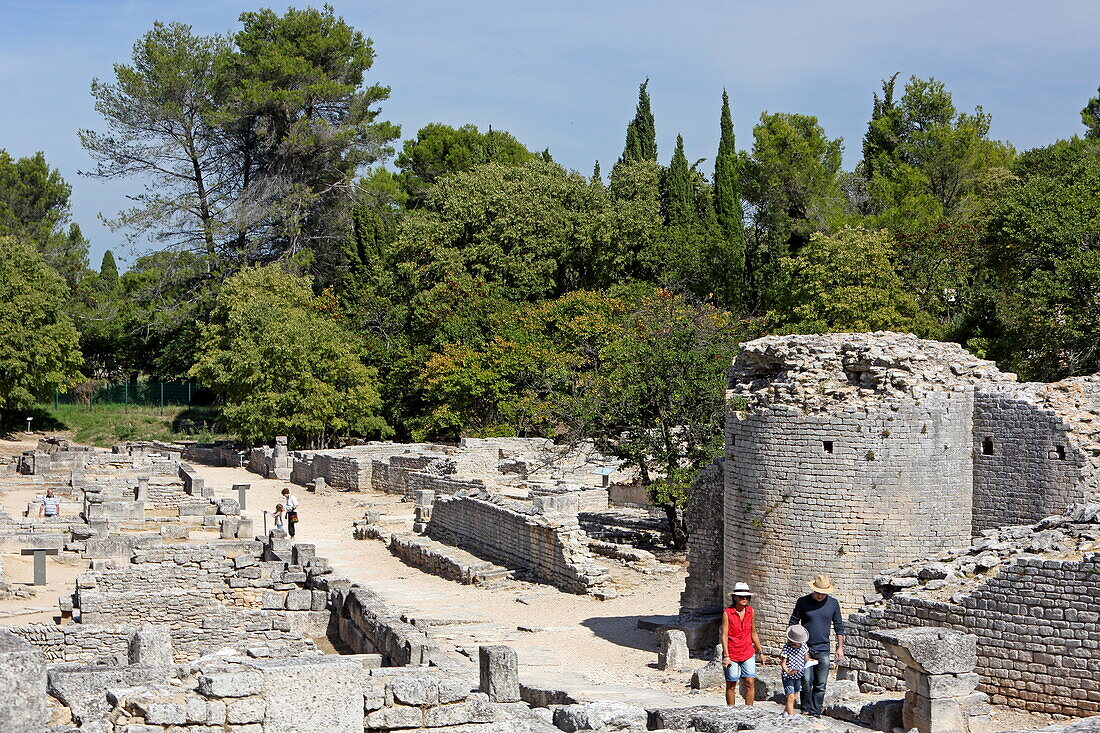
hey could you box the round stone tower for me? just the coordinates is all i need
[723,333,1011,645]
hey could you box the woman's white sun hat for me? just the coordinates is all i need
[730,582,754,597]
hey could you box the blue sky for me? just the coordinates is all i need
[1,0,1098,268]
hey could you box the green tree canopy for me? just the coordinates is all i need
[864,76,1013,228]
[190,265,390,447]
[395,123,536,205]
[0,237,83,418]
[770,227,933,335]
[0,150,89,285]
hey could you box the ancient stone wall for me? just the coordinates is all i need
[6,623,133,663]
[332,585,439,666]
[679,459,724,614]
[406,471,484,498]
[845,504,1100,717]
[725,393,974,644]
[427,490,612,596]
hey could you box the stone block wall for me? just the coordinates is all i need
[680,458,723,614]
[845,506,1100,717]
[972,384,1098,532]
[332,585,439,666]
[182,443,243,467]
[406,471,484,499]
[71,540,327,661]
[5,623,133,663]
[427,490,612,596]
[528,485,609,512]
[724,393,974,645]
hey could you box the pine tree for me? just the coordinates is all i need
[713,90,746,307]
[664,135,695,228]
[621,79,657,164]
[99,250,119,291]
[592,161,602,184]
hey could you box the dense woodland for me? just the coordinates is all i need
[4,7,1100,537]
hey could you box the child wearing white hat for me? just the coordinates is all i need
[780,625,811,715]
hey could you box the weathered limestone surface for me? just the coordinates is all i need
[479,644,520,703]
[0,630,48,733]
[722,333,985,644]
[427,490,613,597]
[846,504,1100,717]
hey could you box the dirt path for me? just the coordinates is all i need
[194,464,727,707]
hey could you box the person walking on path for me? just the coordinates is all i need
[39,488,61,519]
[789,574,845,717]
[720,582,766,706]
[281,488,299,537]
[779,625,810,715]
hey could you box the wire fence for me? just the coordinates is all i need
[50,382,205,409]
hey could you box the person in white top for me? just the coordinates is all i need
[39,488,62,519]
[281,488,299,537]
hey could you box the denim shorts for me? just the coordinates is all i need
[783,675,803,695]
[724,655,756,681]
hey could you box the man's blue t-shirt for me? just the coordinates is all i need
[789,594,844,654]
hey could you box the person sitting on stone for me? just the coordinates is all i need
[789,574,845,717]
[721,582,766,706]
[39,487,61,519]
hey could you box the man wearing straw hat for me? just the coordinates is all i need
[788,574,845,717]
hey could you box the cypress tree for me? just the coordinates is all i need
[621,79,657,164]
[664,134,695,228]
[713,91,746,307]
[592,161,602,184]
[99,249,119,291]
[861,73,902,181]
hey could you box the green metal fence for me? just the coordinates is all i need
[51,382,204,409]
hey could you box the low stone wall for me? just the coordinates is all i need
[406,471,484,499]
[528,485,609,513]
[427,490,613,597]
[332,584,440,666]
[72,539,329,661]
[845,504,1100,717]
[182,443,243,467]
[6,623,133,663]
[388,533,512,587]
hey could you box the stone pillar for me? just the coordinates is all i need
[657,628,690,671]
[0,630,48,732]
[128,622,173,670]
[479,645,520,702]
[871,627,992,733]
[135,475,150,502]
[235,517,254,539]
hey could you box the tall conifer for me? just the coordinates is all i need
[99,250,119,289]
[621,79,657,164]
[664,134,695,228]
[713,90,746,307]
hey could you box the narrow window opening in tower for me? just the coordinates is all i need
[982,437,994,455]
[1055,444,1066,460]
[823,440,834,454]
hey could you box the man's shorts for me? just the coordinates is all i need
[724,655,756,682]
[783,675,803,695]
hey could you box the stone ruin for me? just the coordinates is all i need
[679,332,1100,720]
[1,435,872,733]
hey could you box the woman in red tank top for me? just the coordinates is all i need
[720,582,766,706]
